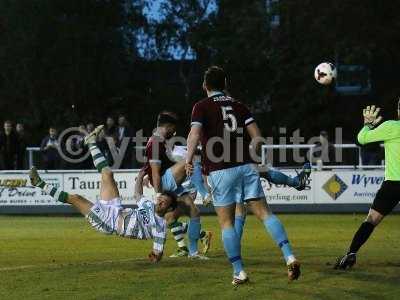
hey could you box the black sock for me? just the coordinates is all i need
[348,222,375,254]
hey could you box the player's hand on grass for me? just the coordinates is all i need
[148,251,163,263]
[363,105,383,128]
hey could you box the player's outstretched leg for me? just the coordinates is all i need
[84,124,120,200]
[84,125,109,173]
[30,166,68,203]
[334,208,383,270]
[249,200,301,281]
[294,162,312,191]
[260,162,311,191]
[29,166,93,216]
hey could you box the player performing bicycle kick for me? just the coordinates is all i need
[29,125,183,262]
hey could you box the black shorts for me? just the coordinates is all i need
[371,181,400,216]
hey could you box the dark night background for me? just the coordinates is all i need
[1,0,399,144]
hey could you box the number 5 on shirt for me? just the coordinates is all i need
[221,106,238,132]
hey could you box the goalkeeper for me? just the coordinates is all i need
[335,103,400,269]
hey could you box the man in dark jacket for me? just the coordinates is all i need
[0,120,19,170]
[40,127,61,170]
[117,114,134,169]
[16,123,28,169]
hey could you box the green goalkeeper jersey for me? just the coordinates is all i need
[358,120,400,181]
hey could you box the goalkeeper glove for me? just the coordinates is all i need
[363,105,383,129]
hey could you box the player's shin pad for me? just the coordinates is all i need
[222,227,243,275]
[89,145,109,172]
[234,216,245,240]
[188,218,201,255]
[264,215,295,264]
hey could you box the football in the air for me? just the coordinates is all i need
[314,62,337,85]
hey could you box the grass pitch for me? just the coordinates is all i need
[0,214,399,300]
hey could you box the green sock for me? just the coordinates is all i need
[88,143,109,172]
[37,180,46,189]
[42,183,69,203]
[169,221,188,251]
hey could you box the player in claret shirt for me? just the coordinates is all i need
[143,112,212,259]
[186,66,301,285]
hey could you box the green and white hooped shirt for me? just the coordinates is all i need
[121,196,167,253]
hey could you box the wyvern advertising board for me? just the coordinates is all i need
[313,170,384,204]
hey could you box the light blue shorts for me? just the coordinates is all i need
[208,164,265,207]
[162,168,185,195]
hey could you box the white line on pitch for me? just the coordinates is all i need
[0,258,145,272]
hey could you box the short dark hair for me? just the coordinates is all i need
[157,111,178,127]
[161,191,178,210]
[204,66,226,91]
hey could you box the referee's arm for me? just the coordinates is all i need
[357,121,394,145]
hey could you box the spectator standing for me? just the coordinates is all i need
[117,114,134,169]
[67,124,87,169]
[74,124,86,150]
[40,127,61,170]
[79,123,96,169]
[105,116,117,138]
[0,120,19,170]
[16,123,28,169]
[313,130,336,167]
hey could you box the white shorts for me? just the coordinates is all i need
[86,198,123,234]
